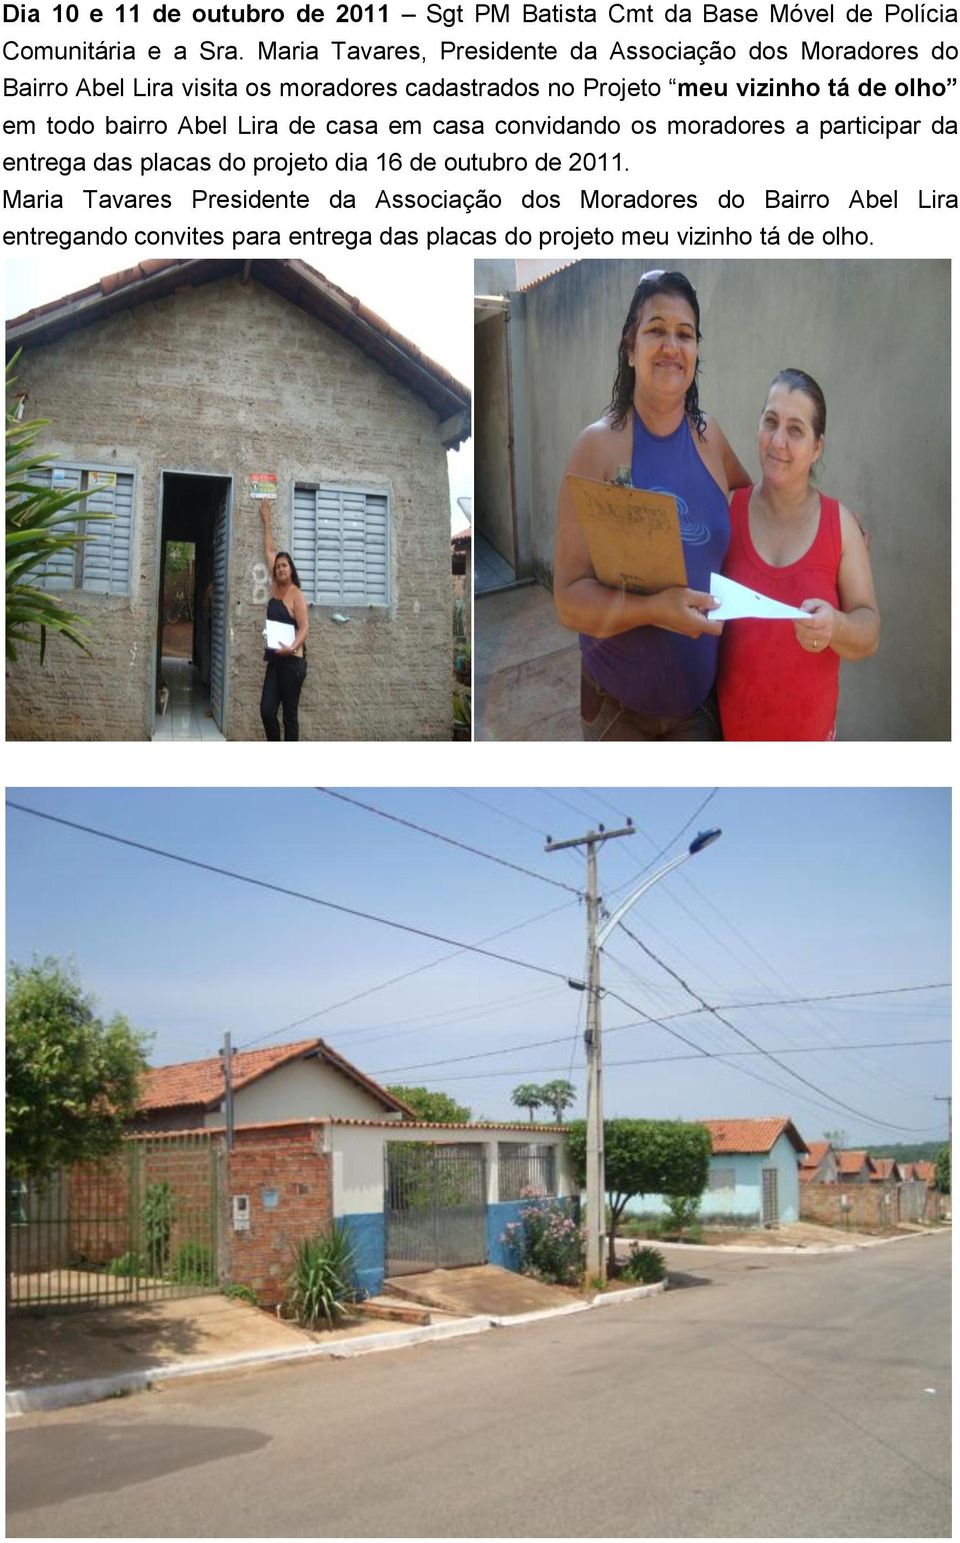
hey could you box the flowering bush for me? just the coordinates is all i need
[500,1191,584,1285]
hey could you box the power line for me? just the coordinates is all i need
[617,923,938,1134]
[5,801,573,989]
[317,788,583,898]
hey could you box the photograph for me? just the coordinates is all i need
[5,256,472,742]
[474,257,950,743]
[5,786,950,1538]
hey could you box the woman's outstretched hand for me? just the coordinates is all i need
[647,586,724,638]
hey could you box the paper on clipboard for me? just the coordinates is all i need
[708,572,809,621]
[264,619,296,651]
[567,474,687,593]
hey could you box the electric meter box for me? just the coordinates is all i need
[232,1194,251,1232]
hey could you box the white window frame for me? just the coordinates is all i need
[292,481,392,608]
[29,460,136,596]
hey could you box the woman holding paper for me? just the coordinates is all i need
[259,500,309,741]
[717,369,879,741]
[553,270,750,741]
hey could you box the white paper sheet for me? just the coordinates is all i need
[264,619,296,651]
[708,572,809,622]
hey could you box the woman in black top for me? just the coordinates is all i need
[259,501,309,740]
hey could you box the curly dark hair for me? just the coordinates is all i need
[273,550,302,588]
[607,271,706,436]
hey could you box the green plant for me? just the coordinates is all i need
[935,1144,950,1194]
[285,1222,357,1329]
[223,1283,259,1306]
[171,1240,216,1285]
[586,1273,605,1295]
[105,1251,144,1278]
[620,1244,666,1284]
[664,1193,702,1235]
[386,1086,471,1123]
[539,1079,577,1125]
[453,690,472,727]
[511,1083,545,1123]
[141,1182,175,1276]
[6,356,114,663]
[500,1195,584,1286]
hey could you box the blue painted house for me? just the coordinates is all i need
[635,1117,809,1228]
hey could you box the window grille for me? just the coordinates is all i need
[498,1143,557,1202]
[28,465,134,595]
[708,1167,736,1192]
[293,483,390,606]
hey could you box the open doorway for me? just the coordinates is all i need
[153,472,231,740]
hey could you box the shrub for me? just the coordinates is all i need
[620,1244,666,1285]
[285,1222,357,1329]
[171,1241,216,1286]
[142,1182,175,1275]
[105,1251,144,1278]
[223,1283,259,1307]
[500,1195,584,1286]
[664,1193,702,1235]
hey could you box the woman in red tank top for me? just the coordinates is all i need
[717,370,880,741]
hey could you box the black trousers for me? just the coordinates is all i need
[260,656,307,741]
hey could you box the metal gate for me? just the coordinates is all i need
[384,1143,487,1277]
[7,1132,222,1313]
[209,484,229,732]
[761,1167,780,1227]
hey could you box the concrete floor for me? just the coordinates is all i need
[475,580,580,741]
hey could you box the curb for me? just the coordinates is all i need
[6,1279,670,1416]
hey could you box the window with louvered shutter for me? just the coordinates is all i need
[27,465,134,596]
[293,484,390,606]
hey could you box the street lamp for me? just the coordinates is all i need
[583,828,723,1281]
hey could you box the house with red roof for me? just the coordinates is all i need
[633,1116,809,1228]
[799,1139,839,1185]
[869,1157,905,1185]
[134,1037,416,1132]
[835,1150,878,1183]
[7,258,470,742]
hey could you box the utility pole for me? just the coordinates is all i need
[934,1095,951,1142]
[220,1031,235,1151]
[545,822,636,1282]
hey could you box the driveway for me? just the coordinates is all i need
[7,1231,949,1537]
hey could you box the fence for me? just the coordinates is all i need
[7,1131,222,1312]
[498,1142,557,1201]
[800,1180,945,1232]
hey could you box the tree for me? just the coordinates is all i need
[539,1079,577,1125]
[565,1118,712,1272]
[511,1083,545,1123]
[935,1144,950,1194]
[6,958,151,1178]
[6,357,113,664]
[386,1085,471,1123]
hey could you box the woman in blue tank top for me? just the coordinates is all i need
[554,271,750,741]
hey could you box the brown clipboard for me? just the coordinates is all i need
[567,474,688,593]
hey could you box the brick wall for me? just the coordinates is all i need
[8,274,454,741]
[801,1182,900,1231]
[225,1123,333,1306]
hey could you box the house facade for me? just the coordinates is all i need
[7,258,469,742]
[633,1117,808,1228]
[799,1140,839,1186]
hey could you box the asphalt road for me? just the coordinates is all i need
[7,1232,950,1538]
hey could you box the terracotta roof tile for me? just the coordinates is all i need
[836,1149,874,1175]
[913,1161,936,1184]
[139,1037,413,1118]
[702,1116,808,1156]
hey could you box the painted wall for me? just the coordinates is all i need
[203,1058,402,1129]
[475,312,517,572]
[493,258,950,741]
[633,1135,802,1226]
[7,275,453,741]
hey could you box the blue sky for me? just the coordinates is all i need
[5,786,950,1147]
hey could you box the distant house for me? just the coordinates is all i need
[799,1140,839,1185]
[634,1116,808,1228]
[836,1150,878,1183]
[133,1037,415,1132]
[913,1160,937,1188]
[869,1158,904,1184]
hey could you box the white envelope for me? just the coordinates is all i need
[708,572,809,622]
[264,619,296,651]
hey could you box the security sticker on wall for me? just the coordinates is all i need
[261,1188,279,1210]
[247,473,277,501]
[88,471,117,490]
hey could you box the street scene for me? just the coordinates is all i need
[5,787,951,1536]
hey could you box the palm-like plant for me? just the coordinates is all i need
[285,1222,357,1329]
[511,1083,544,1123]
[540,1079,577,1124]
[6,356,110,663]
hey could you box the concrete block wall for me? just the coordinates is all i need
[226,1124,333,1306]
[7,274,453,741]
